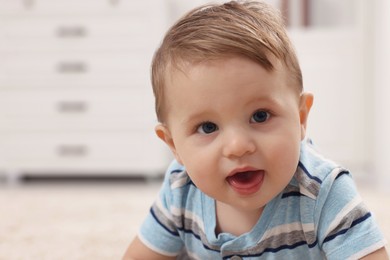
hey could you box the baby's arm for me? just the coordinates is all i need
[315,169,388,259]
[122,235,176,260]
[360,247,389,260]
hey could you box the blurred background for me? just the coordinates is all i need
[0,0,389,259]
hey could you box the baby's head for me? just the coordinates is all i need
[151,0,314,212]
[151,0,303,123]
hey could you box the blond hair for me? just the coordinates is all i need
[151,0,302,122]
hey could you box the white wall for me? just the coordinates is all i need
[290,27,369,174]
[310,0,357,27]
[373,0,390,189]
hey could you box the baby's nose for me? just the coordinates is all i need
[222,129,256,158]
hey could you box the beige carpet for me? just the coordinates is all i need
[0,180,389,259]
[0,181,160,260]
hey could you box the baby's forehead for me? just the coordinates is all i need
[166,55,280,79]
[164,56,301,97]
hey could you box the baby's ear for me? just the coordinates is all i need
[299,92,314,140]
[155,124,183,164]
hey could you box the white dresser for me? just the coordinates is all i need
[0,0,171,178]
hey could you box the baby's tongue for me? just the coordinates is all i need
[227,171,261,188]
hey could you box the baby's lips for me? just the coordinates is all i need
[226,170,264,192]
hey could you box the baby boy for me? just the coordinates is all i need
[124,1,388,259]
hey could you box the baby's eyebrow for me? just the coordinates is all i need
[244,94,280,106]
[181,111,211,126]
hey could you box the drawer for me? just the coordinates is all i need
[0,17,165,52]
[0,88,156,120]
[0,52,153,88]
[0,88,158,132]
[0,71,148,89]
[2,16,163,38]
[2,52,151,74]
[0,115,157,132]
[0,37,156,53]
[1,131,170,174]
[0,0,168,17]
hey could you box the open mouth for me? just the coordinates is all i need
[226,170,264,195]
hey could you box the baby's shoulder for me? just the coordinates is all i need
[163,160,192,189]
[161,160,201,205]
[295,139,351,199]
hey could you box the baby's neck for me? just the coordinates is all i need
[215,201,264,237]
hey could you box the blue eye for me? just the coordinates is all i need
[197,121,218,134]
[251,110,270,123]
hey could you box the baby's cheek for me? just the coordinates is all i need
[269,140,300,170]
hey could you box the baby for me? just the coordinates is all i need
[123,1,388,259]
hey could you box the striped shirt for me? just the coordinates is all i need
[138,140,387,259]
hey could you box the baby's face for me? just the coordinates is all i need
[157,56,312,213]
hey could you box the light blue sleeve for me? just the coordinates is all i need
[138,161,185,256]
[316,172,387,259]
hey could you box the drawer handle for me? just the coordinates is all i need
[57,145,88,157]
[109,0,120,5]
[57,101,87,113]
[57,26,87,38]
[57,62,87,73]
[23,0,35,8]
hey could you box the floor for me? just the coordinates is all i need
[0,179,389,259]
